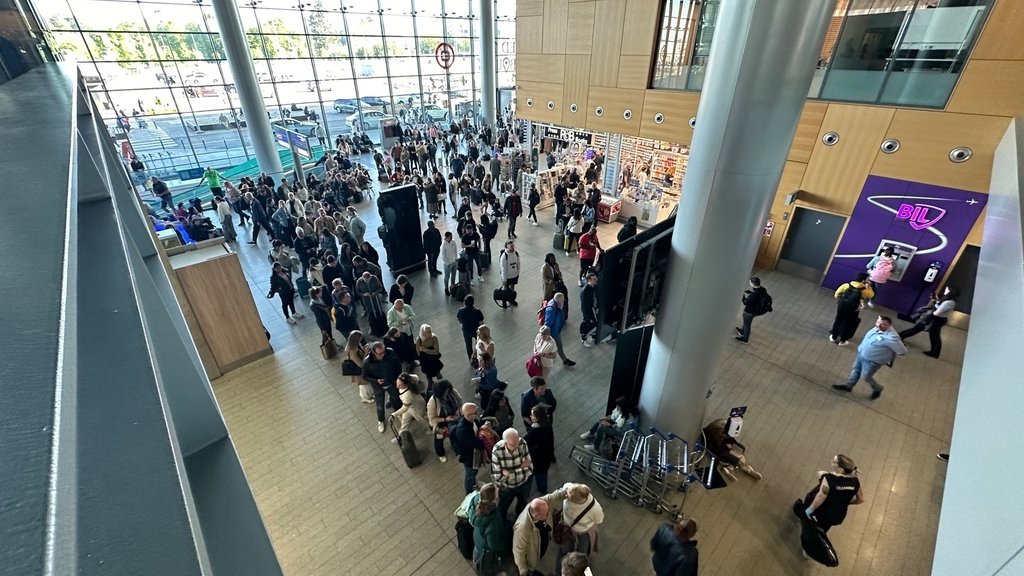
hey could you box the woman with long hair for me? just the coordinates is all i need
[345,330,373,404]
[474,324,496,369]
[524,405,554,493]
[542,253,563,301]
[426,379,462,462]
[483,389,515,434]
[471,352,502,410]
[416,324,444,388]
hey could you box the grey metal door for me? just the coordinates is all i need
[777,207,846,282]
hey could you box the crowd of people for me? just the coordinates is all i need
[140,109,962,574]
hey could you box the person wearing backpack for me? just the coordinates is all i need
[830,272,875,346]
[865,247,897,307]
[735,277,771,344]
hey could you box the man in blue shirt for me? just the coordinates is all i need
[832,315,907,400]
[543,293,576,367]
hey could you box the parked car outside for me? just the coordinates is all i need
[272,118,319,137]
[346,109,386,131]
[417,104,450,123]
[333,98,359,113]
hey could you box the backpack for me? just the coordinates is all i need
[870,257,894,283]
[753,292,773,316]
[537,302,553,325]
[839,284,863,308]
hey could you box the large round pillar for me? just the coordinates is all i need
[639,0,836,438]
[476,0,497,127]
[210,0,284,180]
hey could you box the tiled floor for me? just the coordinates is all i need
[211,167,961,576]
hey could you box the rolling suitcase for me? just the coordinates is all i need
[553,231,565,250]
[296,276,312,300]
[455,518,474,560]
[479,250,491,271]
[390,417,422,468]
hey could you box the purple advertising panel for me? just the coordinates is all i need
[823,176,987,314]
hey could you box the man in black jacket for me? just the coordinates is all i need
[293,228,317,275]
[520,377,558,429]
[362,342,403,433]
[453,402,490,493]
[423,220,442,275]
[735,277,771,344]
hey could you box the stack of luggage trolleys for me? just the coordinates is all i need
[569,425,706,522]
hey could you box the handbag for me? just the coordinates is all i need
[320,339,338,360]
[552,498,597,546]
[526,353,543,378]
[341,358,361,376]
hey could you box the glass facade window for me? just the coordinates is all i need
[651,0,993,109]
[34,0,507,184]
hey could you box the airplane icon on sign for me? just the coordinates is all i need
[967,198,979,205]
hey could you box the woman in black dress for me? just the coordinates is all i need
[797,454,865,533]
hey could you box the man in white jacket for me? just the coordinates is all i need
[498,240,521,308]
[441,231,460,295]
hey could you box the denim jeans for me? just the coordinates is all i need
[844,355,883,392]
[463,464,478,494]
[443,262,457,288]
[739,312,755,341]
[373,384,400,422]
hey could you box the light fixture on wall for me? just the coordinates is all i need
[880,138,900,154]
[569,103,578,113]
[547,100,554,110]
[654,113,665,124]
[822,131,839,146]
[949,146,972,163]
[623,109,632,120]
[688,116,696,128]
[525,98,533,108]
[595,106,604,117]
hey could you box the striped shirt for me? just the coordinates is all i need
[491,440,533,489]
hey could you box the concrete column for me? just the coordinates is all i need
[639,0,836,438]
[211,0,283,180]
[477,0,497,127]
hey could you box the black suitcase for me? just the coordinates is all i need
[553,231,565,251]
[479,250,491,271]
[455,518,474,559]
[352,190,364,203]
[493,287,517,306]
[390,417,422,468]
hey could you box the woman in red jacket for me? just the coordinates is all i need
[577,227,601,286]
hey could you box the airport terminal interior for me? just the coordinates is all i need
[3,1,1023,575]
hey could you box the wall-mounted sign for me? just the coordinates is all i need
[435,42,455,69]
[763,221,775,237]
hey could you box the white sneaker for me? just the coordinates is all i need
[391,437,399,444]
[838,341,850,347]
[286,317,297,324]
[439,456,448,463]
[828,335,837,343]
[582,339,592,348]
[361,398,374,404]
[565,251,569,257]
[292,311,304,319]
[377,421,385,433]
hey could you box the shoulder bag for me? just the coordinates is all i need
[552,498,597,546]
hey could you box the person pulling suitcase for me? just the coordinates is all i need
[793,454,865,566]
